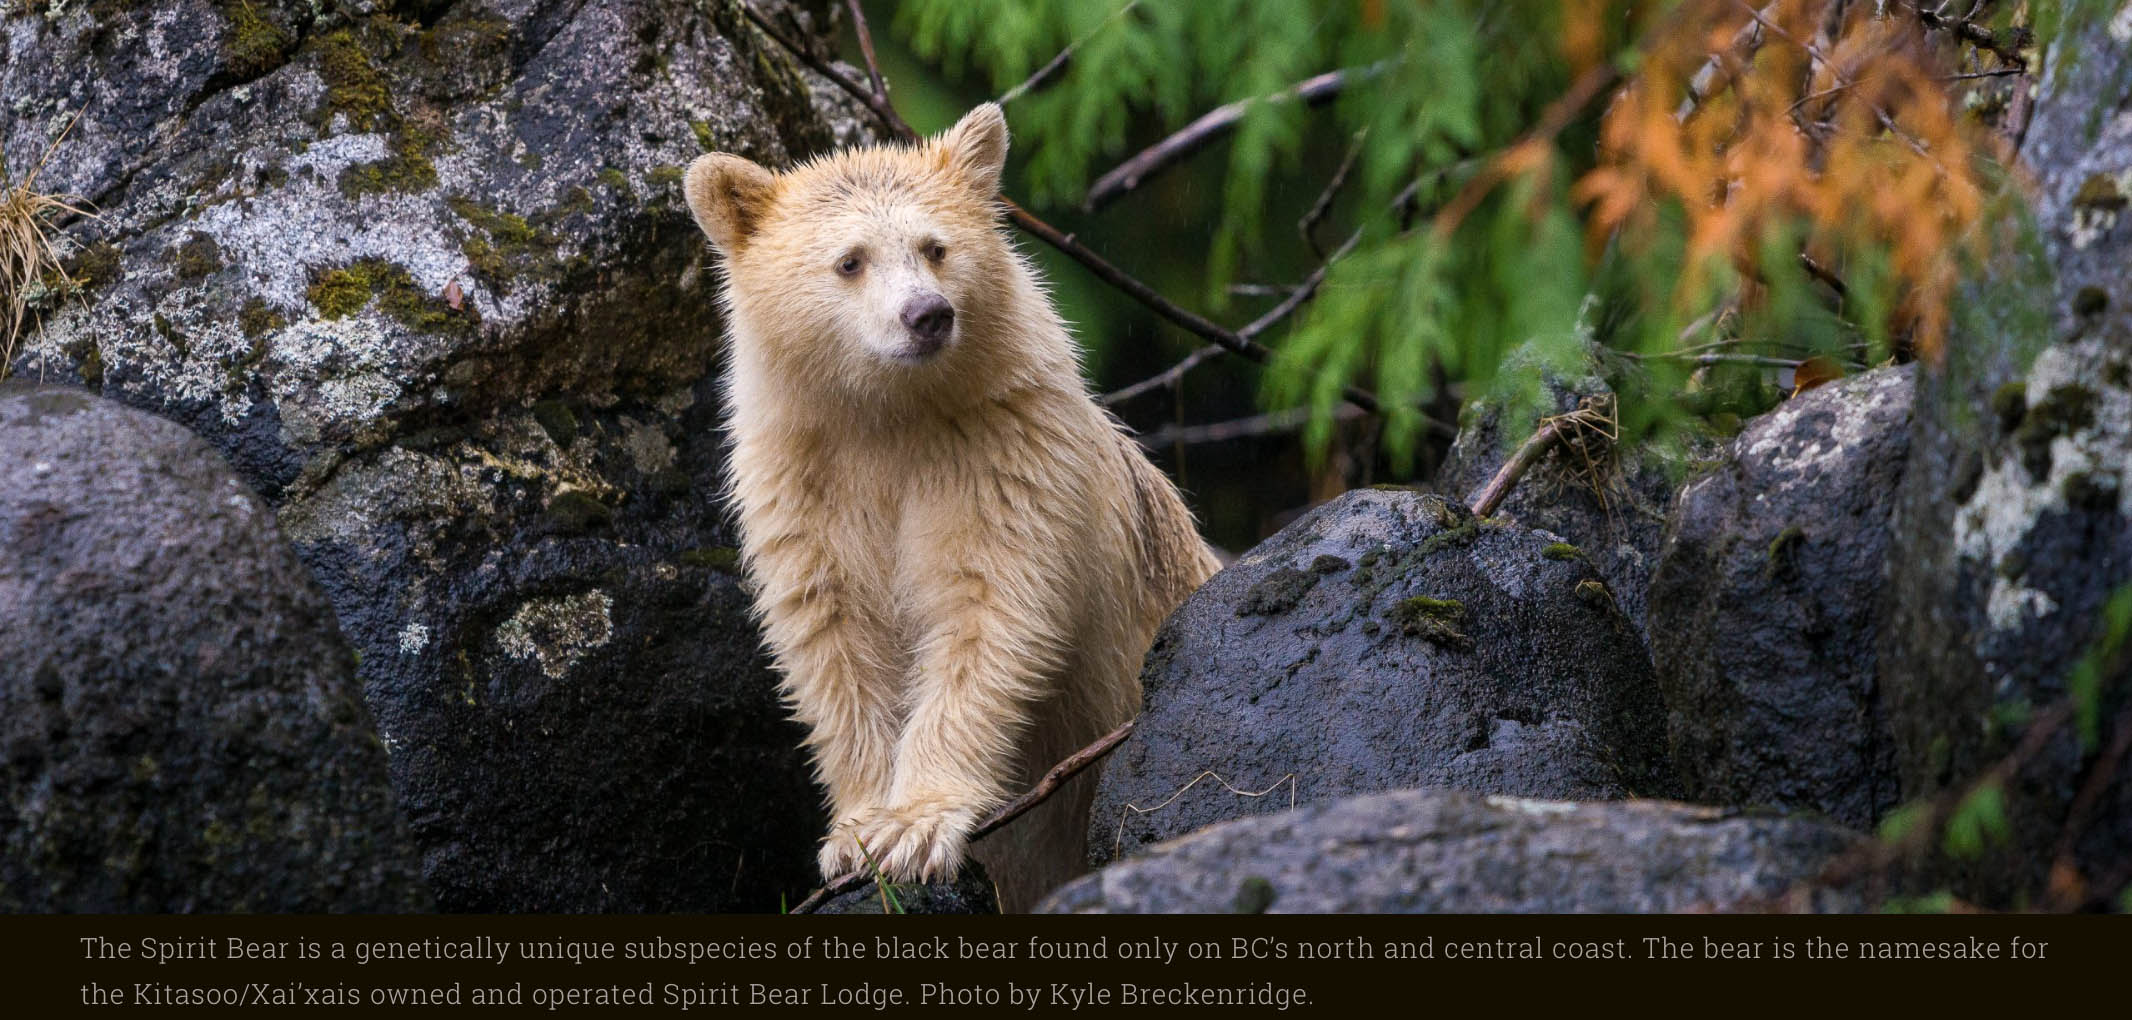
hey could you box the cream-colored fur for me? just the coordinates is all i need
[683,105,1219,911]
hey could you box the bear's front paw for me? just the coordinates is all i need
[850,798,981,883]
[817,819,870,880]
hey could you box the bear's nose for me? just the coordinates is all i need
[900,293,955,349]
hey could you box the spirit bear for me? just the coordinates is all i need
[683,105,1220,910]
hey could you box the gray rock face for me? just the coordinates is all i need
[1045,788,1863,913]
[0,385,428,912]
[1089,488,1669,867]
[1648,366,1914,830]
[1879,27,2132,905]
[6,0,869,910]
[1435,345,1715,643]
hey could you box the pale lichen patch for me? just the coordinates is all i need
[496,590,615,680]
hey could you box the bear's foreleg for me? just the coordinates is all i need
[749,535,906,879]
[853,510,1072,883]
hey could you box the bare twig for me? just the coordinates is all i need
[1299,129,1367,258]
[1100,173,1437,419]
[1135,404,1368,449]
[1910,2,2028,70]
[740,1,912,137]
[789,719,1140,914]
[1466,395,1619,518]
[1676,4,1771,122]
[1084,66,1368,213]
[1003,198,1403,418]
[1627,351,1809,368]
[999,1,1143,106]
[1101,343,1223,406]
[842,0,888,108]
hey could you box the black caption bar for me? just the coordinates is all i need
[5,914,2117,1014]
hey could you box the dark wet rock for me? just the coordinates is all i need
[1436,343,1719,643]
[813,864,999,915]
[1089,488,1669,867]
[1046,788,1864,913]
[6,0,871,910]
[0,384,427,912]
[1648,366,1914,830]
[1878,26,2132,906]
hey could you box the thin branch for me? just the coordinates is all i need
[1469,420,1566,518]
[741,1,912,137]
[1675,4,1770,122]
[1299,129,1367,258]
[1084,67,1366,213]
[1627,351,1811,368]
[999,1,1142,106]
[1467,395,1618,518]
[789,719,1139,914]
[1003,199,1397,418]
[1910,2,2028,70]
[1135,404,1368,449]
[842,0,888,107]
[1101,343,1222,406]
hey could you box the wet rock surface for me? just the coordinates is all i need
[1879,25,2132,905]
[1047,788,1863,913]
[813,865,999,915]
[0,384,428,912]
[1649,366,1915,830]
[1089,488,1669,867]
[5,0,868,910]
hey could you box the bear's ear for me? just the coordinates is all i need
[938,103,1009,197]
[684,154,777,254]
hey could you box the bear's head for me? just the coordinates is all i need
[685,105,1017,386]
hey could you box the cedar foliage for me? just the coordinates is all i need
[893,0,2061,465]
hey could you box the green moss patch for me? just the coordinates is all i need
[173,232,224,281]
[448,196,567,293]
[1392,595,1469,649]
[219,0,293,80]
[1990,380,2027,433]
[2014,383,2098,479]
[545,489,613,534]
[1542,542,1582,561]
[315,30,391,133]
[531,399,578,447]
[305,258,477,335]
[239,298,287,340]
[340,111,446,197]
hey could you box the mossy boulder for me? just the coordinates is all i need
[0,384,428,912]
[1879,26,2132,908]
[1090,488,1669,867]
[4,0,873,911]
[1648,365,1915,831]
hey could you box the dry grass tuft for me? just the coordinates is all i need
[1,114,94,381]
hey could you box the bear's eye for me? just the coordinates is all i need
[923,241,947,263]
[836,253,863,277]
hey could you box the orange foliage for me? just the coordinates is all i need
[1574,0,2001,358]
